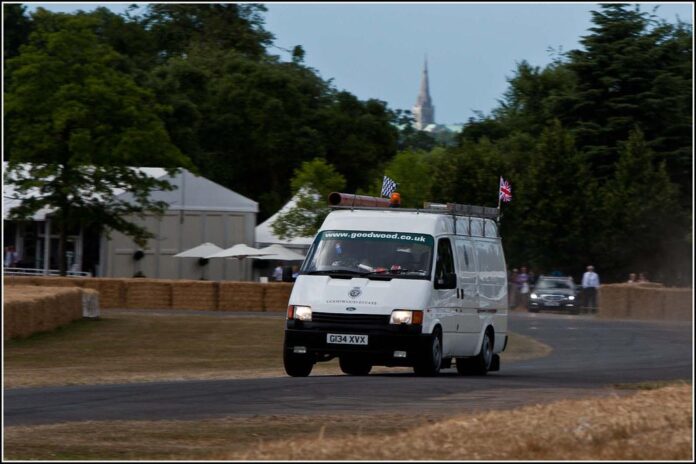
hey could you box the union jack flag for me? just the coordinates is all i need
[499,177,512,202]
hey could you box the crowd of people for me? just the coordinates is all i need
[508,264,604,312]
[507,264,655,313]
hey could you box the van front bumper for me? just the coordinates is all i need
[284,319,428,366]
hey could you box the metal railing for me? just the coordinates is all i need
[3,267,92,277]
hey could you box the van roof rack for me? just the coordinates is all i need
[330,202,500,221]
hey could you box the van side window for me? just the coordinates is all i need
[435,238,455,281]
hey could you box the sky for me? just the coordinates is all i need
[21,2,695,124]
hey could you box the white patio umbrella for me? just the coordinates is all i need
[206,244,273,282]
[206,244,272,259]
[173,243,224,280]
[174,243,224,258]
[253,244,306,261]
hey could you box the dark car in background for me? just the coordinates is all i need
[528,275,579,314]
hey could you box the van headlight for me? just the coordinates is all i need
[390,310,423,325]
[287,305,312,321]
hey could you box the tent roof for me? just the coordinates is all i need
[3,164,258,220]
[255,191,316,247]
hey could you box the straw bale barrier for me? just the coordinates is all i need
[172,280,218,310]
[124,279,172,309]
[599,284,691,321]
[4,286,84,339]
[661,288,692,321]
[598,284,631,319]
[264,283,294,312]
[4,276,294,312]
[81,278,125,309]
[218,282,265,311]
[630,286,666,319]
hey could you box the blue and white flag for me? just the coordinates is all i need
[381,175,398,198]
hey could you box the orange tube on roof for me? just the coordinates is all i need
[328,192,391,207]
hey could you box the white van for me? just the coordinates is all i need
[283,201,508,377]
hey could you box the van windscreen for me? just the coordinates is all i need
[301,230,434,280]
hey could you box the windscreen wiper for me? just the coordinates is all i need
[303,269,368,277]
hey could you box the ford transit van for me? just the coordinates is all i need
[283,200,508,377]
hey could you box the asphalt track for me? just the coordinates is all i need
[4,312,692,426]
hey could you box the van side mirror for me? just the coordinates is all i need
[434,272,457,290]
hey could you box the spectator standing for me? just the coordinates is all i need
[627,273,637,283]
[272,264,283,282]
[508,268,519,309]
[4,245,19,267]
[638,272,649,283]
[517,266,530,309]
[582,265,600,313]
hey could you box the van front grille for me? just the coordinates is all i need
[311,312,390,326]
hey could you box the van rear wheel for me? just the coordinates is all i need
[339,356,372,376]
[457,330,493,376]
[414,329,442,376]
[283,351,314,377]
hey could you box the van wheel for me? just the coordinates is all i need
[457,330,493,376]
[283,351,314,377]
[339,356,372,376]
[414,328,442,376]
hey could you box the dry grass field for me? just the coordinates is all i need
[4,383,691,461]
[219,383,693,461]
[4,310,549,388]
[3,311,691,460]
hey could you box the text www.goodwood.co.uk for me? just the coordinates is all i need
[323,231,428,243]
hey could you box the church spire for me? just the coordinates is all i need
[412,55,435,130]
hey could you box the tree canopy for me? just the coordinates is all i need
[3,3,691,284]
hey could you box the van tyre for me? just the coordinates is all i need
[339,356,372,376]
[456,330,494,376]
[283,350,314,377]
[414,328,442,376]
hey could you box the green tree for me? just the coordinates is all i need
[361,149,436,208]
[271,158,346,240]
[559,4,692,187]
[142,3,273,60]
[594,128,682,282]
[3,3,32,60]
[506,120,595,274]
[4,10,193,275]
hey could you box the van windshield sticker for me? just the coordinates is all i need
[321,231,433,245]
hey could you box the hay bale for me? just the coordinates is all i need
[264,283,294,312]
[662,288,693,321]
[635,282,665,288]
[4,298,36,339]
[81,278,125,308]
[31,276,87,288]
[598,284,630,319]
[629,287,665,320]
[218,282,264,311]
[124,278,173,309]
[3,286,84,339]
[171,280,218,310]
[3,276,38,286]
[81,288,101,318]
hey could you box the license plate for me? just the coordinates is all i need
[327,333,368,345]
[546,301,560,306]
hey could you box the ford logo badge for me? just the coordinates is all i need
[349,287,362,298]
[346,307,357,311]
